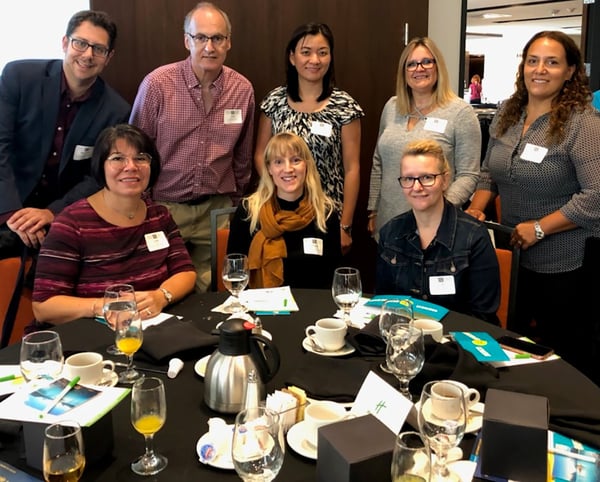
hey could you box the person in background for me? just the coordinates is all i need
[0,10,130,253]
[228,132,341,289]
[32,124,196,327]
[130,2,255,292]
[469,74,482,104]
[368,37,480,238]
[593,89,600,110]
[377,139,500,324]
[466,31,600,371]
[254,22,363,255]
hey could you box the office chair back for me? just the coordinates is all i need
[1,255,34,347]
[210,207,237,292]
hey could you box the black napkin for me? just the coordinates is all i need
[346,316,386,356]
[141,317,218,362]
[286,353,373,402]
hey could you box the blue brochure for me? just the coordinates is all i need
[450,331,510,362]
[364,295,449,321]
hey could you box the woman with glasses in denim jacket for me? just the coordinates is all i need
[377,139,500,324]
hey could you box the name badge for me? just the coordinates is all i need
[303,237,323,256]
[73,145,94,161]
[424,117,447,134]
[310,121,332,137]
[144,231,170,252]
[224,109,243,124]
[429,275,456,295]
[520,143,548,163]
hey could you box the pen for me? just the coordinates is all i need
[283,298,288,308]
[39,376,80,419]
[0,374,20,383]
[515,353,531,359]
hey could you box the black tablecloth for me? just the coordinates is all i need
[1,289,600,481]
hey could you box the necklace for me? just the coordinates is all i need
[102,191,140,220]
[409,101,435,120]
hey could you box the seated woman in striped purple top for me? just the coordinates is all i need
[31,124,196,327]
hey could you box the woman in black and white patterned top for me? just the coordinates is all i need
[467,31,600,374]
[254,23,364,255]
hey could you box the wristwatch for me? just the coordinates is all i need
[160,287,173,305]
[340,224,352,235]
[534,221,545,240]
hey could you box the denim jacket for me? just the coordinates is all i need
[376,200,500,323]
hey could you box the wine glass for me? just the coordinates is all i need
[222,253,250,313]
[417,380,467,482]
[43,420,85,482]
[379,299,413,372]
[130,377,168,475]
[331,267,362,326]
[386,324,425,400]
[232,406,285,482]
[114,305,143,383]
[103,283,137,355]
[391,431,431,482]
[20,331,64,383]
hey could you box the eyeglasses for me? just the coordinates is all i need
[398,173,445,189]
[69,37,110,58]
[107,153,152,167]
[406,58,436,71]
[186,32,228,47]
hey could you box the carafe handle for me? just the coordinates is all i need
[249,333,280,383]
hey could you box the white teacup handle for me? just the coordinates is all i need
[305,325,317,338]
[102,360,116,372]
[465,388,480,406]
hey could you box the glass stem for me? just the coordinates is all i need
[127,354,134,373]
[144,434,156,458]
[398,378,410,396]
[434,449,450,477]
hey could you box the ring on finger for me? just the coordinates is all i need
[146,308,152,315]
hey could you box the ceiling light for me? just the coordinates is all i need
[482,13,512,19]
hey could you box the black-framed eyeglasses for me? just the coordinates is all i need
[398,172,445,189]
[107,153,152,167]
[186,32,228,47]
[406,58,436,71]
[69,37,110,58]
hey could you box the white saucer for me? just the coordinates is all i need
[302,337,355,357]
[82,369,119,388]
[416,400,484,434]
[194,355,211,378]
[286,421,317,459]
[196,432,234,470]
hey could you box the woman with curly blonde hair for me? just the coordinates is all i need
[228,132,341,288]
[467,31,600,374]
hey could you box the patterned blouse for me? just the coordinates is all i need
[260,86,364,209]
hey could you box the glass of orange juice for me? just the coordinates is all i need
[114,305,143,383]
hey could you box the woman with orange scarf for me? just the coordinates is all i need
[227,132,341,288]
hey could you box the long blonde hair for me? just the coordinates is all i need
[395,37,457,115]
[244,132,335,232]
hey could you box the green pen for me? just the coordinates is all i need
[39,376,81,419]
[0,374,19,383]
[283,298,288,308]
[515,353,531,359]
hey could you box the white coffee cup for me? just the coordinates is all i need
[65,352,116,385]
[304,400,347,447]
[305,318,347,352]
[413,319,444,342]
[430,380,480,419]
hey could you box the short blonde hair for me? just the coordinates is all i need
[402,139,451,176]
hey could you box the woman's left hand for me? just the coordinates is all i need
[135,290,167,320]
[510,221,538,250]
[341,229,352,255]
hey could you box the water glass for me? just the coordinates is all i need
[391,431,431,482]
[331,267,362,325]
[20,331,63,383]
[43,420,85,481]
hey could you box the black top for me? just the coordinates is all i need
[227,196,341,289]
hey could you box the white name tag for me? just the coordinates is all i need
[429,275,456,295]
[224,109,243,124]
[303,237,323,256]
[520,143,548,163]
[424,117,447,134]
[144,231,169,252]
[73,145,93,161]
[310,121,332,137]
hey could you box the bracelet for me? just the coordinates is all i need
[367,212,377,219]
[340,224,352,235]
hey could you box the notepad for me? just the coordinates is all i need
[24,378,100,416]
[450,331,510,362]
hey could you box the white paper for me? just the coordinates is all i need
[333,297,379,328]
[142,312,181,329]
[350,371,414,435]
[0,365,25,396]
[211,286,299,314]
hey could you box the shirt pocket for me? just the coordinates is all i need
[428,252,469,276]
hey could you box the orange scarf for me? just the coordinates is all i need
[247,197,315,288]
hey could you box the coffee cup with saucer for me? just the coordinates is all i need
[65,352,117,386]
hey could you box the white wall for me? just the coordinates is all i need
[0,0,89,74]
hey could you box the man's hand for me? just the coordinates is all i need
[6,208,54,248]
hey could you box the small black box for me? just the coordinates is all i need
[23,411,114,471]
[316,414,396,482]
[480,388,548,482]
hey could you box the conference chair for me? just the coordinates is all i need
[209,207,237,292]
[1,254,34,347]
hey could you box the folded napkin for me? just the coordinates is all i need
[346,316,386,356]
[286,353,373,402]
[141,317,218,362]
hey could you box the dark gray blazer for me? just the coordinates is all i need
[0,59,131,215]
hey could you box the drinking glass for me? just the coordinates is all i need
[386,324,425,400]
[20,331,63,383]
[391,431,431,482]
[222,253,249,313]
[331,267,362,326]
[417,381,467,482]
[232,406,285,482]
[43,420,85,482]
[103,283,137,355]
[131,377,167,476]
[379,299,413,372]
[114,305,143,383]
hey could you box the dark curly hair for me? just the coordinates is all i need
[496,30,592,144]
